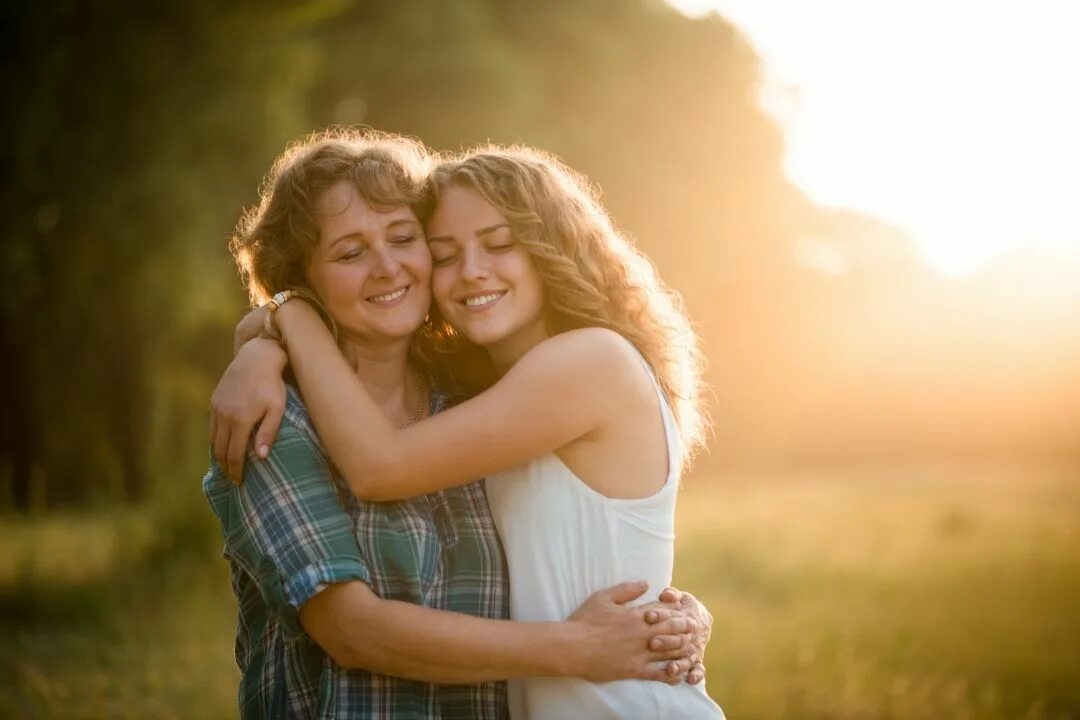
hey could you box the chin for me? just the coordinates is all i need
[385,322,426,339]
[458,324,508,348]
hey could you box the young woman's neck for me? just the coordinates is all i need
[487,322,551,376]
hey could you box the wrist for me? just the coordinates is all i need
[271,287,339,349]
[275,299,322,347]
[234,306,271,355]
[546,621,586,678]
[236,336,289,375]
[250,336,289,369]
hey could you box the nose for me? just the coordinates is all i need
[460,244,490,281]
[370,243,401,278]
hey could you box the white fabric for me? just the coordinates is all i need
[485,350,724,719]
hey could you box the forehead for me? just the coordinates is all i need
[427,184,506,236]
[315,180,418,242]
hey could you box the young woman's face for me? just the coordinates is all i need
[306,180,431,346]
[427,184,547,365]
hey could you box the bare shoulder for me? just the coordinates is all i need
[524,327,646,387]
[526,326,629,361]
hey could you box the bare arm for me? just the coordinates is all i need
[301,579,695,684]
[233,304,271,355]
[210,336,290,479]
[274,300,645,500]
[210,392,697,685]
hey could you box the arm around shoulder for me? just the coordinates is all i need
[337,328,643,501]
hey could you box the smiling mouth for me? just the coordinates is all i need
[461,290,507,309]
[367,286,409,304]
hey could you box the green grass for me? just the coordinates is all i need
[675,463,1080,720]
[1,463,1078,719]
[0,503,239,719]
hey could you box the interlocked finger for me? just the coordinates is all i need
[644,606,680,624]
[688,661,706,685]
[650,615,695,636]
[664,657,693,684]
[648,633,687,653]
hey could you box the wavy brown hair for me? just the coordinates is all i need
[425,146,709,462]
[228,127,458,381]
[230,127,432,306]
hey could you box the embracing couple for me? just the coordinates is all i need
[203,128,725,719]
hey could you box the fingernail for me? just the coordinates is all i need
[258,444,269,458]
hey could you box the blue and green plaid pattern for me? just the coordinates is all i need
[203,385,509,719]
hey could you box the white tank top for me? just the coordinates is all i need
[485,349,724,719]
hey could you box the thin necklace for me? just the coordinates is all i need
[402,367,427,428]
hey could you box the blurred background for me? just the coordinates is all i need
[1,1,1077,718]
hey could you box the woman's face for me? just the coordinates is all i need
[306,180,431,347]
[427,184,547,367]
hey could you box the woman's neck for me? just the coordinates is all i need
[487,322,551,377]
[340,336,420,424]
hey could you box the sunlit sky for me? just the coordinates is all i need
[668,0,1080,276]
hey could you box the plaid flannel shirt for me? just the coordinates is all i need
[203,385,509,719]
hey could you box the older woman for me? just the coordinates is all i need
[204,129,707,719]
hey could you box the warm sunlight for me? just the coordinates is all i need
[8,6,1080,717]
[668,0,1080,276]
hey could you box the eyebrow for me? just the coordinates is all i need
[329,218,419,248]
[427,223,510,244]
[476,223,510,237]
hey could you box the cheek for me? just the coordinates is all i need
[430,268,455,312]
[511,254,546,307]
[403,243,433,282]
[305,265,334,301]
[316,265,363,301]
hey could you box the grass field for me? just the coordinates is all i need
[2,463,1078,719]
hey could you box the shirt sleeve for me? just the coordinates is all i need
[205,412,370,641]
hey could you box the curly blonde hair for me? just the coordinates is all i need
[426,146,709,462]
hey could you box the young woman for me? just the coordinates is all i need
[218,145,724,718]
[205,130,708,718]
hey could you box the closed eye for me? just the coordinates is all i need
[390,234,418,246]
[432,253,458,267]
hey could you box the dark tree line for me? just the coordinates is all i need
[1,0,791,508]
[0,1,338,506]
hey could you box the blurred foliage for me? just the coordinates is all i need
[2,0,1078,509]
[0,1,334,507]
[0,0,784,509]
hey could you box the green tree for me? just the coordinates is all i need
[0,1,342,507]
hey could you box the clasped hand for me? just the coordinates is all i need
[568,581,710,685]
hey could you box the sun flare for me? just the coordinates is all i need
[668,0,1080,276]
